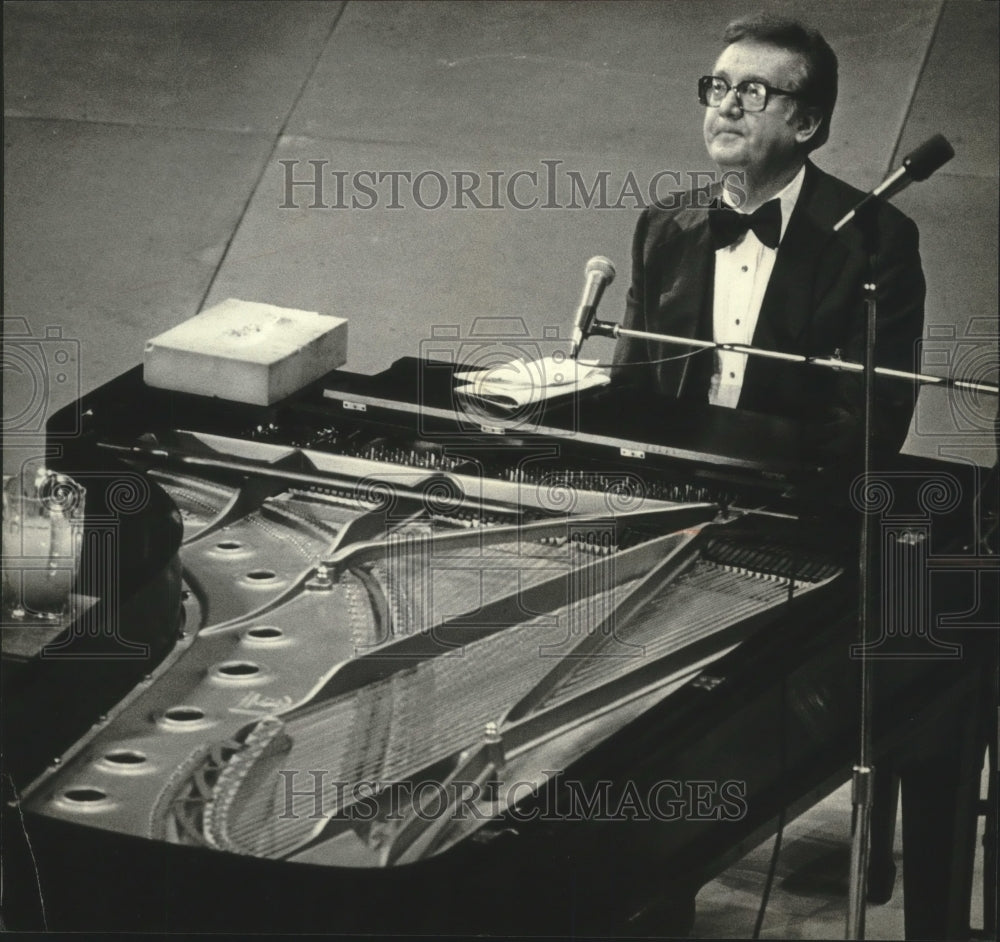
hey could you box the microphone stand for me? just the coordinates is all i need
[845,200,879,942]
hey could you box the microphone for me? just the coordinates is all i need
[569,256,616,359]
[834,133,954,231]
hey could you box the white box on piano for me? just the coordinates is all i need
[143,299,348,405]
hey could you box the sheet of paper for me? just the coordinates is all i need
[454,356,609,408]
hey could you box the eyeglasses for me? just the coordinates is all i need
[698,75,802,113]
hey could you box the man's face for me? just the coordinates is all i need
[703,40,813,178]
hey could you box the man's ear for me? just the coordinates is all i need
[793,105,823,145]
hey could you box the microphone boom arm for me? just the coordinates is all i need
[592,321,998,395]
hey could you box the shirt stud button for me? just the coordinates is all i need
[735,319,741,325]
[729,372,736,379]
[741,265,749,272]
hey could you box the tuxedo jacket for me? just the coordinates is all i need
[612,160,925,454]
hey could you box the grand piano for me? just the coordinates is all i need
[3,354,995,936]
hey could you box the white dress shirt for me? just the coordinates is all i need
[708,166,806,408]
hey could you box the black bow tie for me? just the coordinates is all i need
[708,198,782,250]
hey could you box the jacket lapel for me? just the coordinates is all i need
[653,201,717,397]
[743,162,839,399]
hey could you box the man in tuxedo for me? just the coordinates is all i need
[612,18,989,940]
[613,14,924,459]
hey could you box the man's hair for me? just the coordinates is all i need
[723,14,838,152]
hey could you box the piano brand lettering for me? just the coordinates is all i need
[230,692,295,714]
